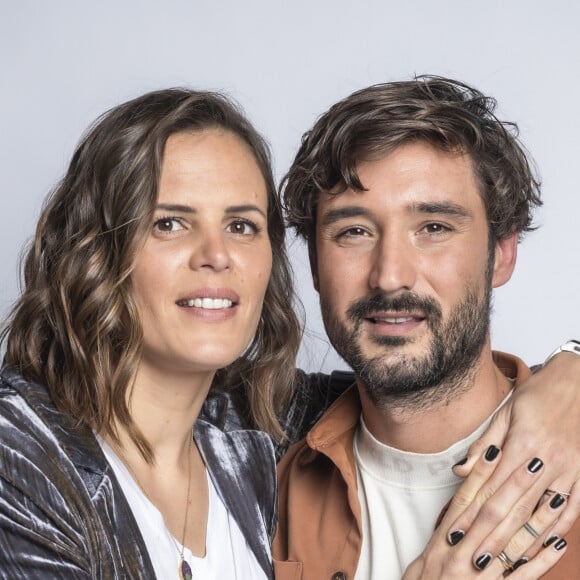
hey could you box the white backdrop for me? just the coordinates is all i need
[1,0,579,372]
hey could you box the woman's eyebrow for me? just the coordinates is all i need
[225,204,267,218]
[155,203,195,213]
[155,203,266,218]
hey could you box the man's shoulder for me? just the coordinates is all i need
[274,383,362,580]
[278,383,361,478]
[491,351,533,384]
[278,369,356,448]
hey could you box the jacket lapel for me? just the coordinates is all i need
[195,419,276,579]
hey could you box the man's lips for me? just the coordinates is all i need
[366,312,426,324]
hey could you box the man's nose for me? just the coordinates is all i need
[368,234,417,293]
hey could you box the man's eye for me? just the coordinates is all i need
[422,223,450,235]
[153,217,184,233]
[340,226,368,237]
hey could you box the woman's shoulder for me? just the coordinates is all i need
[0,367,155,577]
[0,367,61,449]
[0,367,109,496]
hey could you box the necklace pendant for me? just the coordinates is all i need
[179,559,193,580]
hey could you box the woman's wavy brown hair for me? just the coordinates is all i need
[2,88,301,458]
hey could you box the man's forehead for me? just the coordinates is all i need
[326,140,477,189]
[320,145,480,207]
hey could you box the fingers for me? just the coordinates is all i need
[442,445,503,536]
[542,480,579,538]
[402,483,568,580]
[443,446,572,579]
[502,539,568,578]
[446,453,545,548]
[473,487,567,574]
[455,357,580,522]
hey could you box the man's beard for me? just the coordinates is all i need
[321,278,492,411]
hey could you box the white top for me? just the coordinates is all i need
[354,392,511,580]
[99,438,267,580]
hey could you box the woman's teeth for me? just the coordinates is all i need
[180,298,233,309]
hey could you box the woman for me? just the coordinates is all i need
[0,88,300,578]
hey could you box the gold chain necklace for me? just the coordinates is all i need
[178,433,193,580]
[111,429,194,580]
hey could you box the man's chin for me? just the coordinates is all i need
[364,331,426,353]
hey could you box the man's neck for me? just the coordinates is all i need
[358,348,513,453]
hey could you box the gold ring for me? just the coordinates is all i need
[497,551,515,571]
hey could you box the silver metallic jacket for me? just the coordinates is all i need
[0,367,353,579]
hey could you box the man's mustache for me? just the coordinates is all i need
[347,292,442,323]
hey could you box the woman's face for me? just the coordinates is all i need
[131,129,272,379]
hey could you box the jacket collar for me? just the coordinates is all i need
[303,351,531,464]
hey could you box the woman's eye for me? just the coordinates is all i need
[153,217,184,233]
[227,220,258,235]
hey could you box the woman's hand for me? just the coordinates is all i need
[403,447,568,579]
[451,351,580,547]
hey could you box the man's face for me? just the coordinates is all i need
[313,141,516,407]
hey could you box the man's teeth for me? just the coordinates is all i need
[182,298,233,309]
[375,316,415,323]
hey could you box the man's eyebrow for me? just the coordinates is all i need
[155,203,266,218]
[414,201,472,219]
[320,206,372,227]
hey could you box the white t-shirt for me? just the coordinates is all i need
[99,438,267,580]
[354,392,511,580]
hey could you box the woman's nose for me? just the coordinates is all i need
[188,231,231,271]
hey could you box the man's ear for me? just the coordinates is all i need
[491,232,518,289]
[308,241,320,292]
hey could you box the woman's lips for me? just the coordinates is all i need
[176,297,234,309]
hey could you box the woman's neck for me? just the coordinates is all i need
[117,361,215,465]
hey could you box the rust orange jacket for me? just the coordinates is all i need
[273,353,579,580]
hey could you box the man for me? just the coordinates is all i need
[273,77,580,578]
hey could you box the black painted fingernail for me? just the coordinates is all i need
[448,530,464,545]
[475,553,492,569]
[484,445,500,462]
[527,457,543,473]
[544,535,559,547]
[512,557,528,570]
[550,493,566,509]
[555,538,567,551]
[453,457,468,467]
